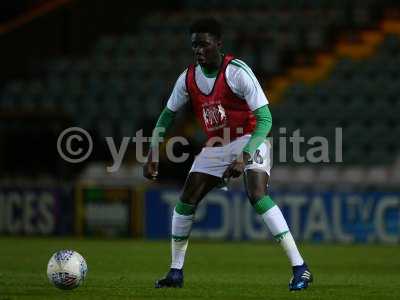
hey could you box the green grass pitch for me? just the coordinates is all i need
[0,237,399,299]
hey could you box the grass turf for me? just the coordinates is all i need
[0,237,399,299]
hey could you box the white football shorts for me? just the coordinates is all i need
[189,134,272,178]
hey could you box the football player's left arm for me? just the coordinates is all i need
[223,105,272,178]
[240,65,272,157]
[223,67,272,178]
[242,105,272,156]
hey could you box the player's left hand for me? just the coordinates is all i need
[223,152,251,179]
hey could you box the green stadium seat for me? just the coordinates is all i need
[0,2,394,170]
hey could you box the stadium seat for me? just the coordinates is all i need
[0,1,391,171]
[275,33,400,166]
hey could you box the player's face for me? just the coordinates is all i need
[191,33,222,67]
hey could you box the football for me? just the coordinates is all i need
[47,250,88,290]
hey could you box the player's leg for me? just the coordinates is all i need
[170,171,221,269]
[244,170,304,265]
[244,170,313,291]
[155,171,221,288]
[180,171,222,205]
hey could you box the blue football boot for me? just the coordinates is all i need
[289,263,313,291]
[155,268,183,288]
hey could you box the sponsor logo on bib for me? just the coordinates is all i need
[202,103,227,131]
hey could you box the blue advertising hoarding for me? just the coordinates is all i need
[0,187,73,235]
[145,189,400,243]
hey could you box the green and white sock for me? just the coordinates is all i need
[276,231,304,266]
[253,196,304,266]
[171,201,195,269]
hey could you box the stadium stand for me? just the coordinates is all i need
[0,1,380,134]
[0,0,399,187]
[273,34,400,165]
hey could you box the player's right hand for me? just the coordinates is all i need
[143,148,159,180]
[143,161,159,180]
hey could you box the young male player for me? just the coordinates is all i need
[143,18,313,291]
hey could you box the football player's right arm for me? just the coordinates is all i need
[143,70,189,180]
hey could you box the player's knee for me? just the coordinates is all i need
[246,188,267,205]
[179,195,198,206]
[175,198,196,216]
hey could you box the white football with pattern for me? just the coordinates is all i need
[47,250,88,290]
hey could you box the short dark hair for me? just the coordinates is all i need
[189,17,222,39]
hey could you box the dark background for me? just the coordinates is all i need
[0,0,399,188]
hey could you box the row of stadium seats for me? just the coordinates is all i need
[0,1,390,159]
[272,34,400,165]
